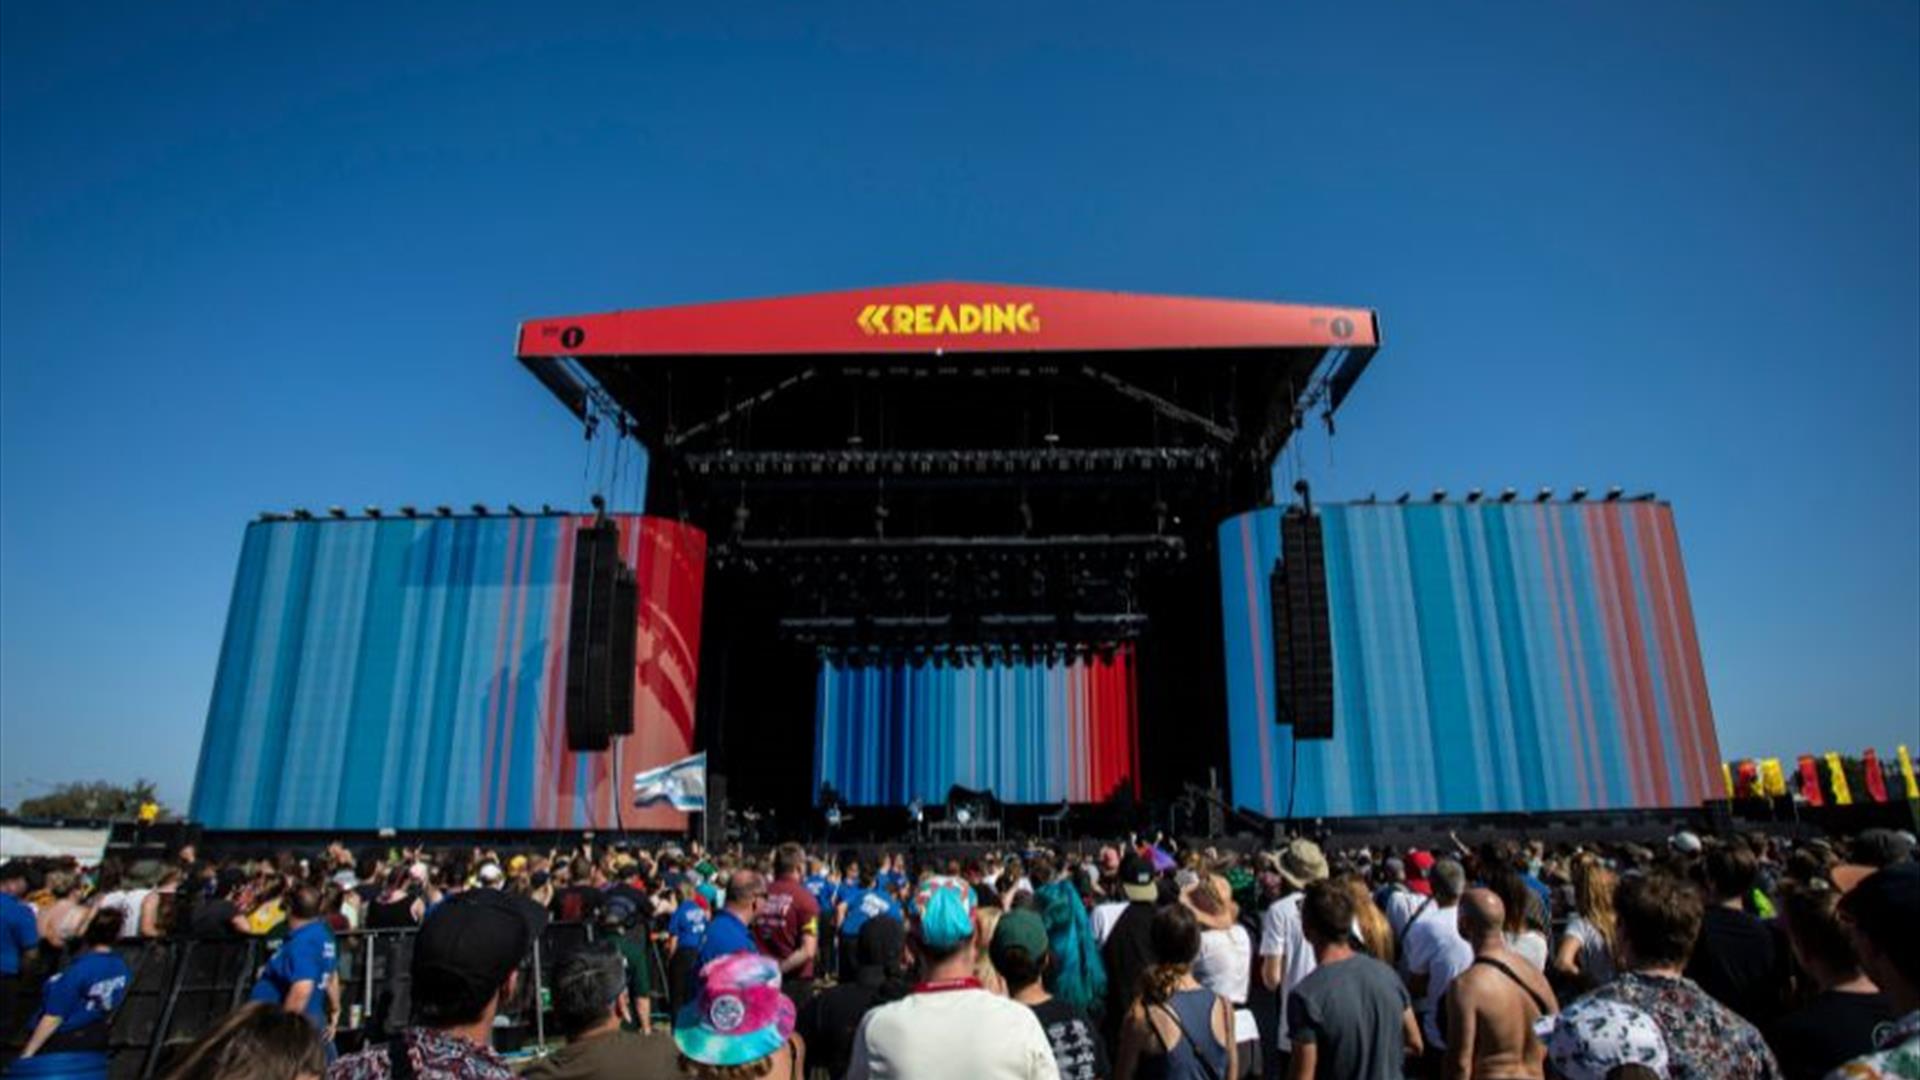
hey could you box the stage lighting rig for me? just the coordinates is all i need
[328,507,347,519]
[1571,487,1589,502]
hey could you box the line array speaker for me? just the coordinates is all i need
[567,521,637,752]
[1269,510,1335,739]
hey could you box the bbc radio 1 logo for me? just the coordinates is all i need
[1311,314,1357,341]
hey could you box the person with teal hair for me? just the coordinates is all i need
[1037,877,1107,1017]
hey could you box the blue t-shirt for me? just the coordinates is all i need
[804,875,834,911]
[0,893,39,976]
[837,887,901,939]
[248,921,336,1026]
[874,870,906,898]
[695,910,758,969]
[668,900,709,950]
[37,951,131,1035]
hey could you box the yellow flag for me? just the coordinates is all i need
[137,801,159,825]
[1721,762,1735,798]
[1898,745,1919,800]
[1825,752,1853,806]
[1761,758,1788,797]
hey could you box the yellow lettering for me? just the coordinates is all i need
[857,300,1042,336]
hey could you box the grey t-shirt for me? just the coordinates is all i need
[1285,954,1410,1080]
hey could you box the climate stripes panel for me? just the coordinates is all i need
[814,649,1140,806]
[1220,502,1721,817]
[190,514,705,830]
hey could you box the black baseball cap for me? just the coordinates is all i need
[1838,861,1919,964]
[1120,852,1157,902]
[412,888,549,1016]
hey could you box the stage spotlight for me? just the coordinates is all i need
[399,505,419,518]
[435,505,453,517]
[1499,488,1517,503]
[1430,489,1446,503]
[1466,489,1483,503]
[1571,487,1589,502]
[471,503,489,516]
[1605,487,1624,502]
[364,506,382,518]
[1535,488,1553,502]
[328,506,347,519]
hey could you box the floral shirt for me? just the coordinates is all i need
[327,1027,514,1080]
[1584,972,1780,1080]
[1830,1011,1920,1080]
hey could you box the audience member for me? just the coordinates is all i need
[1574,873,1778,1080]
[521,941,654,1080]
[1767,881,1896,1080]
[1442,888,1556,1080]
[247,885,339,1057]
[1551,858,1616,992]
[1403,859,1473,1056]
[756,844,822,1004]
[1284,880,1419,1080]
[996,908,1110,1080]
[846,876,1058,1079]
[1104,851,1166,1046]
[699,868,766,970]
[1115,902,1236,1080]
[1684,846,1788,1028]
[0,861,41,1049]
[1829,861,1919,1080]
[796,916,910,1080]
[1259,839,1329,1075]
[328,889,548,1079]
[160,1002,326,1080]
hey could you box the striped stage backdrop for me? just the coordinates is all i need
[190,514,705,830]
[1220,502,1721,817]
[814,648,1140,806]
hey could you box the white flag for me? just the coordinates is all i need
[633,752,706,811]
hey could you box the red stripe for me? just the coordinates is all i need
[1632,506,1701,803]
[1588,511,1653,806]
[1658,510,1721,800]
[1535,509,1592,809]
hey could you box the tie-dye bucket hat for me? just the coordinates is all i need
[673,952,796,1067]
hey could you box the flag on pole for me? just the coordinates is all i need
[633,752,707,811]
[1825,752,1853,806]
[1797,755,1824,806]
[1862,748,1889,803]
[1899,746,1919,800]
[1761,758,1787,798]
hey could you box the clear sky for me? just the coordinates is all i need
[3,4,1915,810]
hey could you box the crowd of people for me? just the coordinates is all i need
[0,823,1913,1080]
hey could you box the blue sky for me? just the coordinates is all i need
[2,4,1915,809]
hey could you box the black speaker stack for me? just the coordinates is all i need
[566,520,638,752]
[1269,509,1335,739]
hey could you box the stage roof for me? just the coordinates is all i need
[518,282,1380,471]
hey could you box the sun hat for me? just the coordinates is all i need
[1118,852,1158,903]
[1277,839,1330,888]
[674,952,795,1067]
[1181,872,1238,931]
[1539,997,1669,1080]
[912,875,977,949]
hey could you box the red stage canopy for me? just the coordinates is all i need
[517,282,1378,358]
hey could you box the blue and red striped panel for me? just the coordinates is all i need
[190,514,705,830]
[814,648,1140,806]
[1220,503,1721,817]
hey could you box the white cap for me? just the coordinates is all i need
[1668,831,1702,855]
[477,863,504,886]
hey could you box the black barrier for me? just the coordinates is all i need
[72,923,669,1079]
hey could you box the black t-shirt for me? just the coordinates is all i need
[1684,906,1788,1027]
[794,971,909,1080]
[550,885,604,924]
[188,897,240,938]
[1030,997,1109,1080]
[1101,901,1158,1040]
[1767,989,1898,1080]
